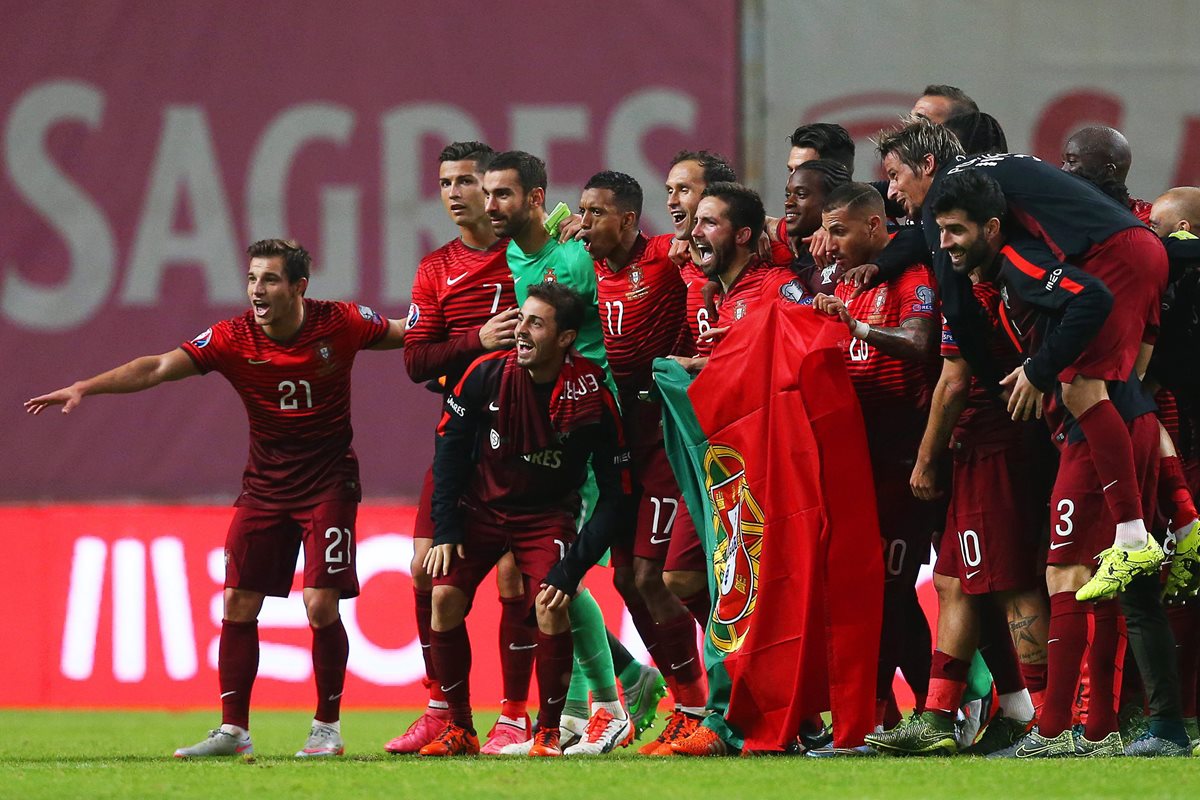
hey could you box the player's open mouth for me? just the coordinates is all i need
[580,235,593,252]
[670,211,687,226]
[516,340,533,354]
[694,242,714,264]
[252,300,270,318]
[449,204,467,213]
[784,210,798,222]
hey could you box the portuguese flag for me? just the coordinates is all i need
[654,300,883,751]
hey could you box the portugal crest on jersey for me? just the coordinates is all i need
[626,263,649,300]
[704,444,764,655]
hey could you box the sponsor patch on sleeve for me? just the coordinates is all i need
[189,327,213,348]
[405,303,420,330]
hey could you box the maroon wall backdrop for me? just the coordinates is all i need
[1,1,739,502]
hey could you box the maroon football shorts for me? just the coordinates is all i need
[610,400,706,573]
[1060,227,1168,385]
[934,441,1043,594]
[433,508,576,603]
[1048,412,1159,566]
[873,456,939,586]
[224,499,360,598]
[412,466,434,540]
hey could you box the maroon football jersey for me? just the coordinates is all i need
[404,237,517,387]
[834,263,938,432]
[714,258,797,328]
[679,258,715,357]
[181,299,388,509]
[595,234,687,394]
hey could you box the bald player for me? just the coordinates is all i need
[1151,187,1200,238]
[1062,125,1151,222]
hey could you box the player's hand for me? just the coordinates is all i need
[812,294,855,328]
[803,228,833,268]
[668,355,706,374]
[698,325,729,344]
[756,230,774,261]
[668,238,691,266]
[478,308,520,351]
[24,384,83,415]
[910,460,943,501]
[1000,365,1043,421]
[557,214,584,243]
[840,264,880,300]
[537,584,572,611]
[423,543,465,578]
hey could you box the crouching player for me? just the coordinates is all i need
[420,282,634,757]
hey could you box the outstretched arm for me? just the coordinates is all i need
[25,347,200,415]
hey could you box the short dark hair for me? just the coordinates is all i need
[823,182,885,216]
[438,140,494,171]
[793,159,852,196]
[247,239,311,284]
[583,170,643,217]
[670,150,737,184]
[921,84,979,117]
[875,118,965,173]
[526,281,586,334]
[485,150,547,193]
[930,170,1007,226]
[942,112,1008,156]
[789,123,856,175]
[701,182,765,241]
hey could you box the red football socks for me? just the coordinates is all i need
[1084,601,1123,740]
[927,650,970,716]
[312,617,349,724]
[656,612,705,707]
[1160,454,1199,530]
[219,619,259,730]
[414,588,443,701]
[1076,400,1144,530]
[1040,592,1089,737]
[498,594,536,716]
[534,630,574,731]
[430,623,473,731]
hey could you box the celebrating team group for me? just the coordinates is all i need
[25,84,1200,761]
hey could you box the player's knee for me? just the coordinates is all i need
[303,588,340,628]
[495,554,525,598]
[430,585,467,631]
[223,588,264,622]
[612,566,639,601]
[632,559,666,597]
[663,569,704,599]
[933,572,963,605]
[410,541,432,589]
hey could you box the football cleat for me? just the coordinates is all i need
[500,714,586,755]
[563,709,633,756]
[670,724,730,757]
[1165,521,1200,597]
[621,665,667,737]
[527,727,562,757]
[295,722,344,758]
[1076,539,1165,602]
[988,727,1075,759]
[864,711,957,756]
[637,710,700,756]
[480,715,532,755]
[384,708,451,754]
[955,698,986,750]
[1123,732,1190,757]
[1074,730,1124,757]
[1118,704,1149,746]
[964,715,1033,756]
[418,723,480,757]
[804,744,877,757]
[174,727,254,758]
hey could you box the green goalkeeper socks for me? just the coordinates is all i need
[962,650,994,703]
[568,588,619,703]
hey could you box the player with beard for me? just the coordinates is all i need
[482,151,635,752]
[28,239,407,758]
[874,120,1169,603]
[1062,126,1152,223]
[865,176,1055,757]
[810,183,940,732]
[420,283,633,758]
[577,171,712,755]
[384,142,539,756]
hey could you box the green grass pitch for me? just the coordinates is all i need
[3,709,1198,800]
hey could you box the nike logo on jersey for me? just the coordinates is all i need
[247,358,272,365]
[1102,479,1118,491]
[1049,541,1073,550]
[965,570,980,580]
[670,658,695,670]
[489,402,500,412]
[440,681,464,692]
[649,535,671,544]
[328,565,350,574]
[446,273,469,286]
[508,643,538,651]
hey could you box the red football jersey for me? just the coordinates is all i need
[1129,197,1153,225]
[404,237,517,387]
[834,264,938,429]
[595,234,687,394]
[940,281,1025,447]
[679,258,715,357]
[768,217,794,267]
[715,258,799,328]
[181,299,388,509]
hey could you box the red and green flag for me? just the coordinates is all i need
[654,301,883,751]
